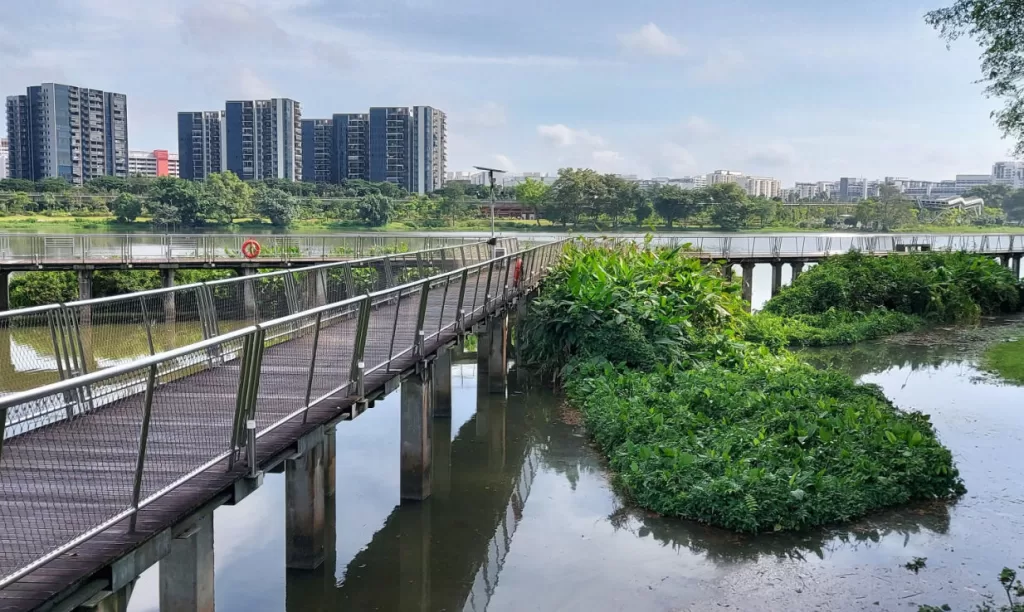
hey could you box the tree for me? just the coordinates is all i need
[254,187,297,227]
[1004,190,1024,221]
[548,168,604,227]
[966,184,1016,210]
[7,192,32,213]
[654,185,704,228]
[927,1,1024,155]
[111,193,143,222]
[635,198,654,225]
[357,194,394,227]
[706,183,750,230]
[147,178,210,226]
[0,179,35,193]
[36,177,70,193]
[204,172,254,223]
[515,178,549,226]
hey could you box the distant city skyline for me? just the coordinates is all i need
[0,1,1015,187]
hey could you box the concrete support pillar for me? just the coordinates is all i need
[432,347,452,418]
[0,270,9,313]
[239,267,257,322]
[741,263,755,312]
[1001,254,1011,268]
[304,268,327,308]
[77,268,93,325]
[770,262,783,297]
[284,491,337,612]
[160,268,176,323]
[286,442,326,570]
[79,583,134,612]
[401,368,432,502]
[792,262,805,281]
[720,263,734,281]
[1014,255,1022,280]
[160,512,214,612]
[487,313,508,394]
[324,427,336,498]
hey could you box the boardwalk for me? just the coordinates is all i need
[0,240,564,611]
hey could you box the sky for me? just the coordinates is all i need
[0,0,1014,185]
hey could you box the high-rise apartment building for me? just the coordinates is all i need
[5,83,128,184]
[128,150,178,177]
[332,113,368,183]
[177,111,226,181]
[411,106,447,195]
[369,107,411,187]
[993,161,1024,188]
[225,98,302,181]
[707,170,745,186]
[745,176,781,199]
[301,118,334,183]
[0,138,8,180]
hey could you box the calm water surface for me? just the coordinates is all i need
[120,328,1024,612]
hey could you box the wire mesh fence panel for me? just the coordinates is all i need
[0,308,63,397]
[363,288,413,375]
[253,314,321,433]
[0,366,147,583]
[306,303,361,407]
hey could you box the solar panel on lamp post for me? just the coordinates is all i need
[473,166,506,238]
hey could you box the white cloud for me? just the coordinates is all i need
[494,154,518,173]
[465,102,507,129]
[661,143,697,175]
[232,67,277,99]
[618,23,685,57]
[537,124,606,148]
[690,48,747,83]
[743,142,797,169]
[680,116,716,139]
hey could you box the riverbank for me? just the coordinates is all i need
[2,214,1024,235]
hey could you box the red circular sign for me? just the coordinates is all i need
[241,239,261,259]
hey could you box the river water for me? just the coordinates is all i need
[115,322,1024,612]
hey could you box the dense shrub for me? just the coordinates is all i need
[518,240,747,376]
[522,241,966,534]
[746,311,923,348]
[566,357,964,533]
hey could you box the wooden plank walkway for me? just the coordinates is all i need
[0,260,513,611]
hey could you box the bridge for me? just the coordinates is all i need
[0,237,565,611]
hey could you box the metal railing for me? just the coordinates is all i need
[0,233,479,265]
[644,233,1024,259]
[0,238,567,589]
[0,239,520,395]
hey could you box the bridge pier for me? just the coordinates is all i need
[401,366,433,502]
[432,346,452,418]
[432,407,453,495]
[720,263,734,281]
[160,268,176,322]
[286,438,326,569]
[0,269,9,313]
[741,263,755,311]
[324,426,337,498]
[78,582,134,612]
[770,262,784,297]
[159,512,214,612]
[487,313,508,394]
[792,262,805,281]
[1001,254,1011,268]
[238,268,257,322]
[304,268,327,308]
[1014,255,1022,279]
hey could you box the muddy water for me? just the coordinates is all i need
[123,327,1024,612]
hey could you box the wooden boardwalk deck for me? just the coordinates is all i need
[0,260,512,611]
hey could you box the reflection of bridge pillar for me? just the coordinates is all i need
[433,347,452,418]
[399,506,431,611]
[401,368,433,501]
[487,393,507,471]
[741,263,755,312]
[159,512,214,612]
[160,268,176,323]
[792,262,805,281]
[432,414,452,496]
[770,262,783,297]
[0,270,9,313]
[487,313,508,394]
[1013,255,1022,279]
[238,268,257,322]
[77,269,93,325]
[286,441,326,570]
[285,492,337,612]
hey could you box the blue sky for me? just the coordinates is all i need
[0,0,1011,184]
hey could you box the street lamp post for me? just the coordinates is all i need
[473,166,506,238]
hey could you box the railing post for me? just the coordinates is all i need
[139,296,156,355]
[382,255,395,288]
[386,288,404,371]
[483,260,495,314]
[130,363,158,532]
[302,311,324,423]
[414,280,431,356]
[343,264,355,299]
[348,298,371,396]
[455,269,468,332]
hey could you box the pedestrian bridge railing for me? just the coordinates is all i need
[0,239,520,395]
[0,233,478,265]
[0,238,567,589]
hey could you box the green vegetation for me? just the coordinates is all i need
[981,338,1024,384]
[519,241,964,533]
[748,251,1023,347]
[919,563,1024,612]
[9,269,233,309]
